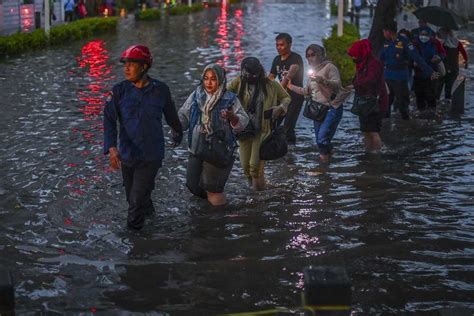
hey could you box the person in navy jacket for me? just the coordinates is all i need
[103,45,183,230]
[412,29,444,111]
[379,21,439,120]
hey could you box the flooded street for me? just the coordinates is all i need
[0,0,473,314]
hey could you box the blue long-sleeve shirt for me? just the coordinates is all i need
[103,78,182,162]
[379,36,434,81]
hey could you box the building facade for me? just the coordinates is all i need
[0,0,64,35]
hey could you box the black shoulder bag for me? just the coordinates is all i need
[350,64,380,117]
[193,129,235,168]
[259,119,287,161]
[350,95,379,117]
[303,98,330,122]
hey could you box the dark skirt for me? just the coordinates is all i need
[186,154,234,196]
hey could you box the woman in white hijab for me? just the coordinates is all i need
[179,64,249,206]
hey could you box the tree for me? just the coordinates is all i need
[368,0,399,56]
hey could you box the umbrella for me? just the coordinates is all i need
[413,6,464,30]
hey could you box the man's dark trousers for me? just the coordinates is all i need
[283,92,304,142]
[122,160,161,230]
[386,79,410,118]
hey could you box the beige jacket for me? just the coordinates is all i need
[303,62,350,108]
[227,77,291,137]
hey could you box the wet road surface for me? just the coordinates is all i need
[0,0,473,314]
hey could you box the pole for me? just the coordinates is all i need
[337,0,344,36]
[44,0,50,36]
[60,0,64,22]
[188,0,191,6]
[18,0,22,32]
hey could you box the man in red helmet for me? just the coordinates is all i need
[103,44,183,230]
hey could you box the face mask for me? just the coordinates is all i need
[242,68,259,84]
[419,35,430,43]
[246,77,258,84]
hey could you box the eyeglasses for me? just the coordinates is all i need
[306,53,316,58]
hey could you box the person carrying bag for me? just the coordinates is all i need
[227,57,290,190]
[287,44,350,163]
[179,64,249,206]
[347,39,388,153]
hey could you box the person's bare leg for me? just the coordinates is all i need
[368,132,382,153]
[363,132,371,151]
[319,154,329,163]
[207,192,227,206]
[252,176,265,191]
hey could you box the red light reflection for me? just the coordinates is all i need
[76,40,112,118]
[66,40,113,196]
[215,4,245,75]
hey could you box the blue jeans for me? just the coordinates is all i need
[313,105,343,155]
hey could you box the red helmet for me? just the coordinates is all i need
[120,45,153,67]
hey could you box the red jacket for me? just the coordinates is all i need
[353,57,389,112]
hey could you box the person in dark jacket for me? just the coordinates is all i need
[437,27,469,101]
[379,21,438,120]
[412,29,444,111]
[348,39,388,153]
[178,64,249,206]
[103,45,183,230]
[411,19,435,39]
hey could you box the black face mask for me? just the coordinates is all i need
[242,68,259,84]
[246,77,258,84]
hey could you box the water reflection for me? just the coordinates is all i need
[0,1,473,314]
[60,40,115,213]
[216,4,245,75]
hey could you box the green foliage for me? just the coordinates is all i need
[330,3,338,16]
[137,8,161,21]
[322,22,360,86]
[169,3,204,15]
[0,29,47,58]
[0,17,118,59]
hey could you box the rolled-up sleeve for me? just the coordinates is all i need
[178,92,194,131]
[230,98,249,133]
[324,64,342,91]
